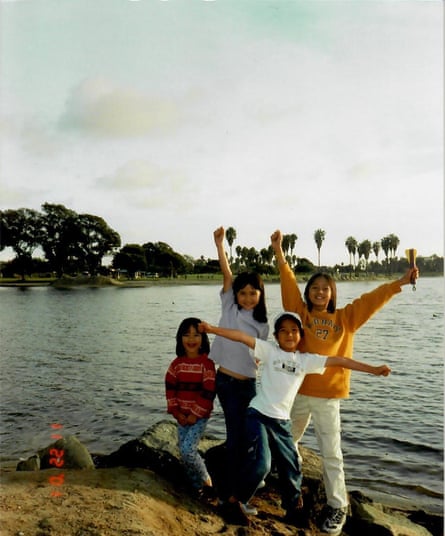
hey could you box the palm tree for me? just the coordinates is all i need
[345,236,358,267]
[314,229,326,267]
[282,234,291,264]
[381,235,391,265]
[225,227,237,264]
[288,233,298,260]
[388,233,400,259]
[372,241,381,261]
[358,239,372,271]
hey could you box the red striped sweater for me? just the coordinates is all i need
[165,354,216,419]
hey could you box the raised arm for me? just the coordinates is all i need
[214,226,232,292]
[397,266,420,287]
[271,229,301,312]
[270,230,287,266]
[199,321,256,349]
[326,356,391,377]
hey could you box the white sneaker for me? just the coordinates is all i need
[321,506,347,535]
[240,502,258,516]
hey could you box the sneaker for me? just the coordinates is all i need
[240,502,258,515]
[283,496,304,527]
[220,501,250,526]
[283,509,300,527]
[321,506,347,535]
[257,479,266,489]
[196,485,217,503]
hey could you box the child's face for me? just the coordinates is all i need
[236,284,261,311]
[182,326,202,358]
[308,276,332,311]
[275,318,301,352]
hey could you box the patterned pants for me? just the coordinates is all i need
[178,418,210,490]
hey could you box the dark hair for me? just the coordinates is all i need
[304,272,337,313]
[273,314,304,337]
[232,272,268,323]
[175,317,210,356]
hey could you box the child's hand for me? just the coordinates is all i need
[187,414,197,425]
[214,227,225,245]
[399,267,419,286]
[374,365,391,376]
[198,322,211,333]
[270,230,283,250]
[176,412,188,426]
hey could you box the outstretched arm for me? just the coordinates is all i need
[326,356,391,376]
[199,321,255,349]
[214,226,232,292]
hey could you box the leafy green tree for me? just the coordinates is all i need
[143,241,192,277]
[295,257,315,274]
[76,213,121,274]
[112,244,147,278]
[345,236,358,267]
[416,255,444,273]
[225,227,237,263]
[0,208,43,279]
[40,203,80,276]
[314,229,326,267]
[40,204,120,276]
[193,256,220,274]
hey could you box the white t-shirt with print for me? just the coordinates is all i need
[249,338,327,420]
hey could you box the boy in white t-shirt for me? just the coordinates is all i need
[199,312,390,526]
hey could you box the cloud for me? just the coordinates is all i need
[59,77,182,137]
[96,159,191,209]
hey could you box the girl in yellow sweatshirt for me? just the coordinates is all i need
[270,230,418,536]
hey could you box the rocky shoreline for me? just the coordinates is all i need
[5,420,442,536]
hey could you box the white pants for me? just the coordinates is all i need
[291,394,348,509]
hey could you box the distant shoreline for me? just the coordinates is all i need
[1,272,441,288]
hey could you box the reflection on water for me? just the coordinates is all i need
[0,278,443,513]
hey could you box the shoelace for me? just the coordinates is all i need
[326,509,346,525]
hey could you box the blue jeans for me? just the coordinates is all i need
[237,407,303,512]
[216,370,256,499]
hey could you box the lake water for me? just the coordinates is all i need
[0,277,443,514]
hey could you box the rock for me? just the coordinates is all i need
[347,491,436,536]
[16,454,40,471]
[17,435,95,471]
[96,421,439,535]
[15,421,441,536]
[96,420,221,486]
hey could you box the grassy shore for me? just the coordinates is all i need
[1,271,430,288]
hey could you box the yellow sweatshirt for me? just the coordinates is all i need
[279,263,402,398]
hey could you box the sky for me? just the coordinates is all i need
[0,0,443,267]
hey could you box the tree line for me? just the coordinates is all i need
[0,205,443,279]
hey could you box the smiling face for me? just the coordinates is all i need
[307,276,333,312]
[235,284,261,311]
[275,318,302,352]
[181,325,202,358]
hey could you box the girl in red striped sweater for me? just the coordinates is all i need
[165,317,217,497]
